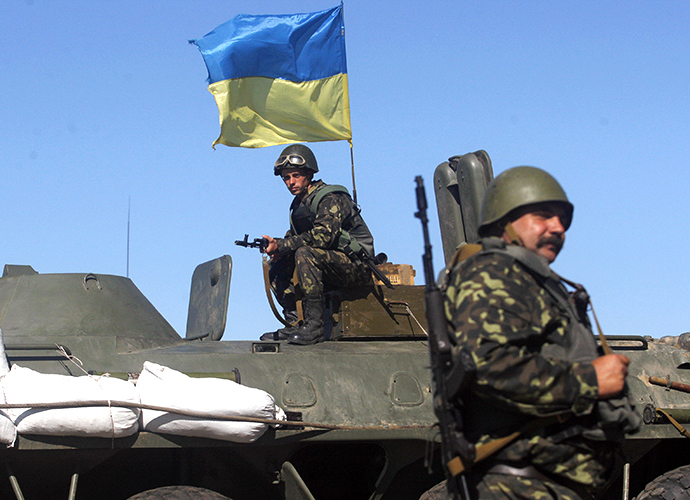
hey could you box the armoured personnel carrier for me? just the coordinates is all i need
[0,152,687,500]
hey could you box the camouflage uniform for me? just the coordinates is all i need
[443,238,639,500]
[270,180,373,305]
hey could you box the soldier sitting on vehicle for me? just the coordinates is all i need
[260,144,377,345]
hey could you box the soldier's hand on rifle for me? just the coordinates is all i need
[592,354,630,399]
[262,235,278,256]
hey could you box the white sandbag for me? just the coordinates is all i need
[138,361,286,443]
[1,365,139,438]
[0,411,16,447]
[0,329,18,445]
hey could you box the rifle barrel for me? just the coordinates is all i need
[415,175,470,500]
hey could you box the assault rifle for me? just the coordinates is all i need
[236,233,394,289]
[415,176,475,500]
[350,249,394,290]
[234,234,268,253]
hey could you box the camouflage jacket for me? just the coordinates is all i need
[275,180,374,257]
[445,238,620,489]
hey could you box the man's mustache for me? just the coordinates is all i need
[537,235,564,252]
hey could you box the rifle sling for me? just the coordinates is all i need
[446,414,569,477]
[557,274,612,356]
[449,243,483,269]
[656,408,690,439]
[262,256,295,327]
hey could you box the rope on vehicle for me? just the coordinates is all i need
[0,399,434,432]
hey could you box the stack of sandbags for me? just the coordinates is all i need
[1,365,140,438]
[137,361,286,443]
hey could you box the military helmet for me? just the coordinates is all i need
[274,144,319,176]
[479,166,574,234]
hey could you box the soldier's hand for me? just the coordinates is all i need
[592,354,630,399]
[262,235,278,256]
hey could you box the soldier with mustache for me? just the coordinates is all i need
[425,167,640,500]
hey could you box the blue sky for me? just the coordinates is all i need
[2,1,689,340]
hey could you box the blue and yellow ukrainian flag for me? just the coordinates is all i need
[192,4,352,148]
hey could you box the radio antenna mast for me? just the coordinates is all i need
[127,196,131,278]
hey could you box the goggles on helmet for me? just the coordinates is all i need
[274,154,307,168]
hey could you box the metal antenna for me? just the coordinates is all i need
[126,196,131,278]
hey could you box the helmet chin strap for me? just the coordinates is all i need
[296,180,313,200]
[503,222,524,247]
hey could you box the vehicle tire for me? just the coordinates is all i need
[635,464,690,500]
[419,480,447,500]
[126,486,231,500]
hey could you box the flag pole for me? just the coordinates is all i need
[349,140,357,205]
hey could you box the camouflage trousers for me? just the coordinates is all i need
[269,246,372,306]
[419,475,589,500]
[473,474,588,500]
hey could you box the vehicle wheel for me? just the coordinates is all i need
[126,486,231,500]
[635,464,690,500]
[419,480,447,500]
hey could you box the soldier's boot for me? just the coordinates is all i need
[287,298,324,345]
[260,309,300,341]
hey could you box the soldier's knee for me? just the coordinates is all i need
[295,246,318,263]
